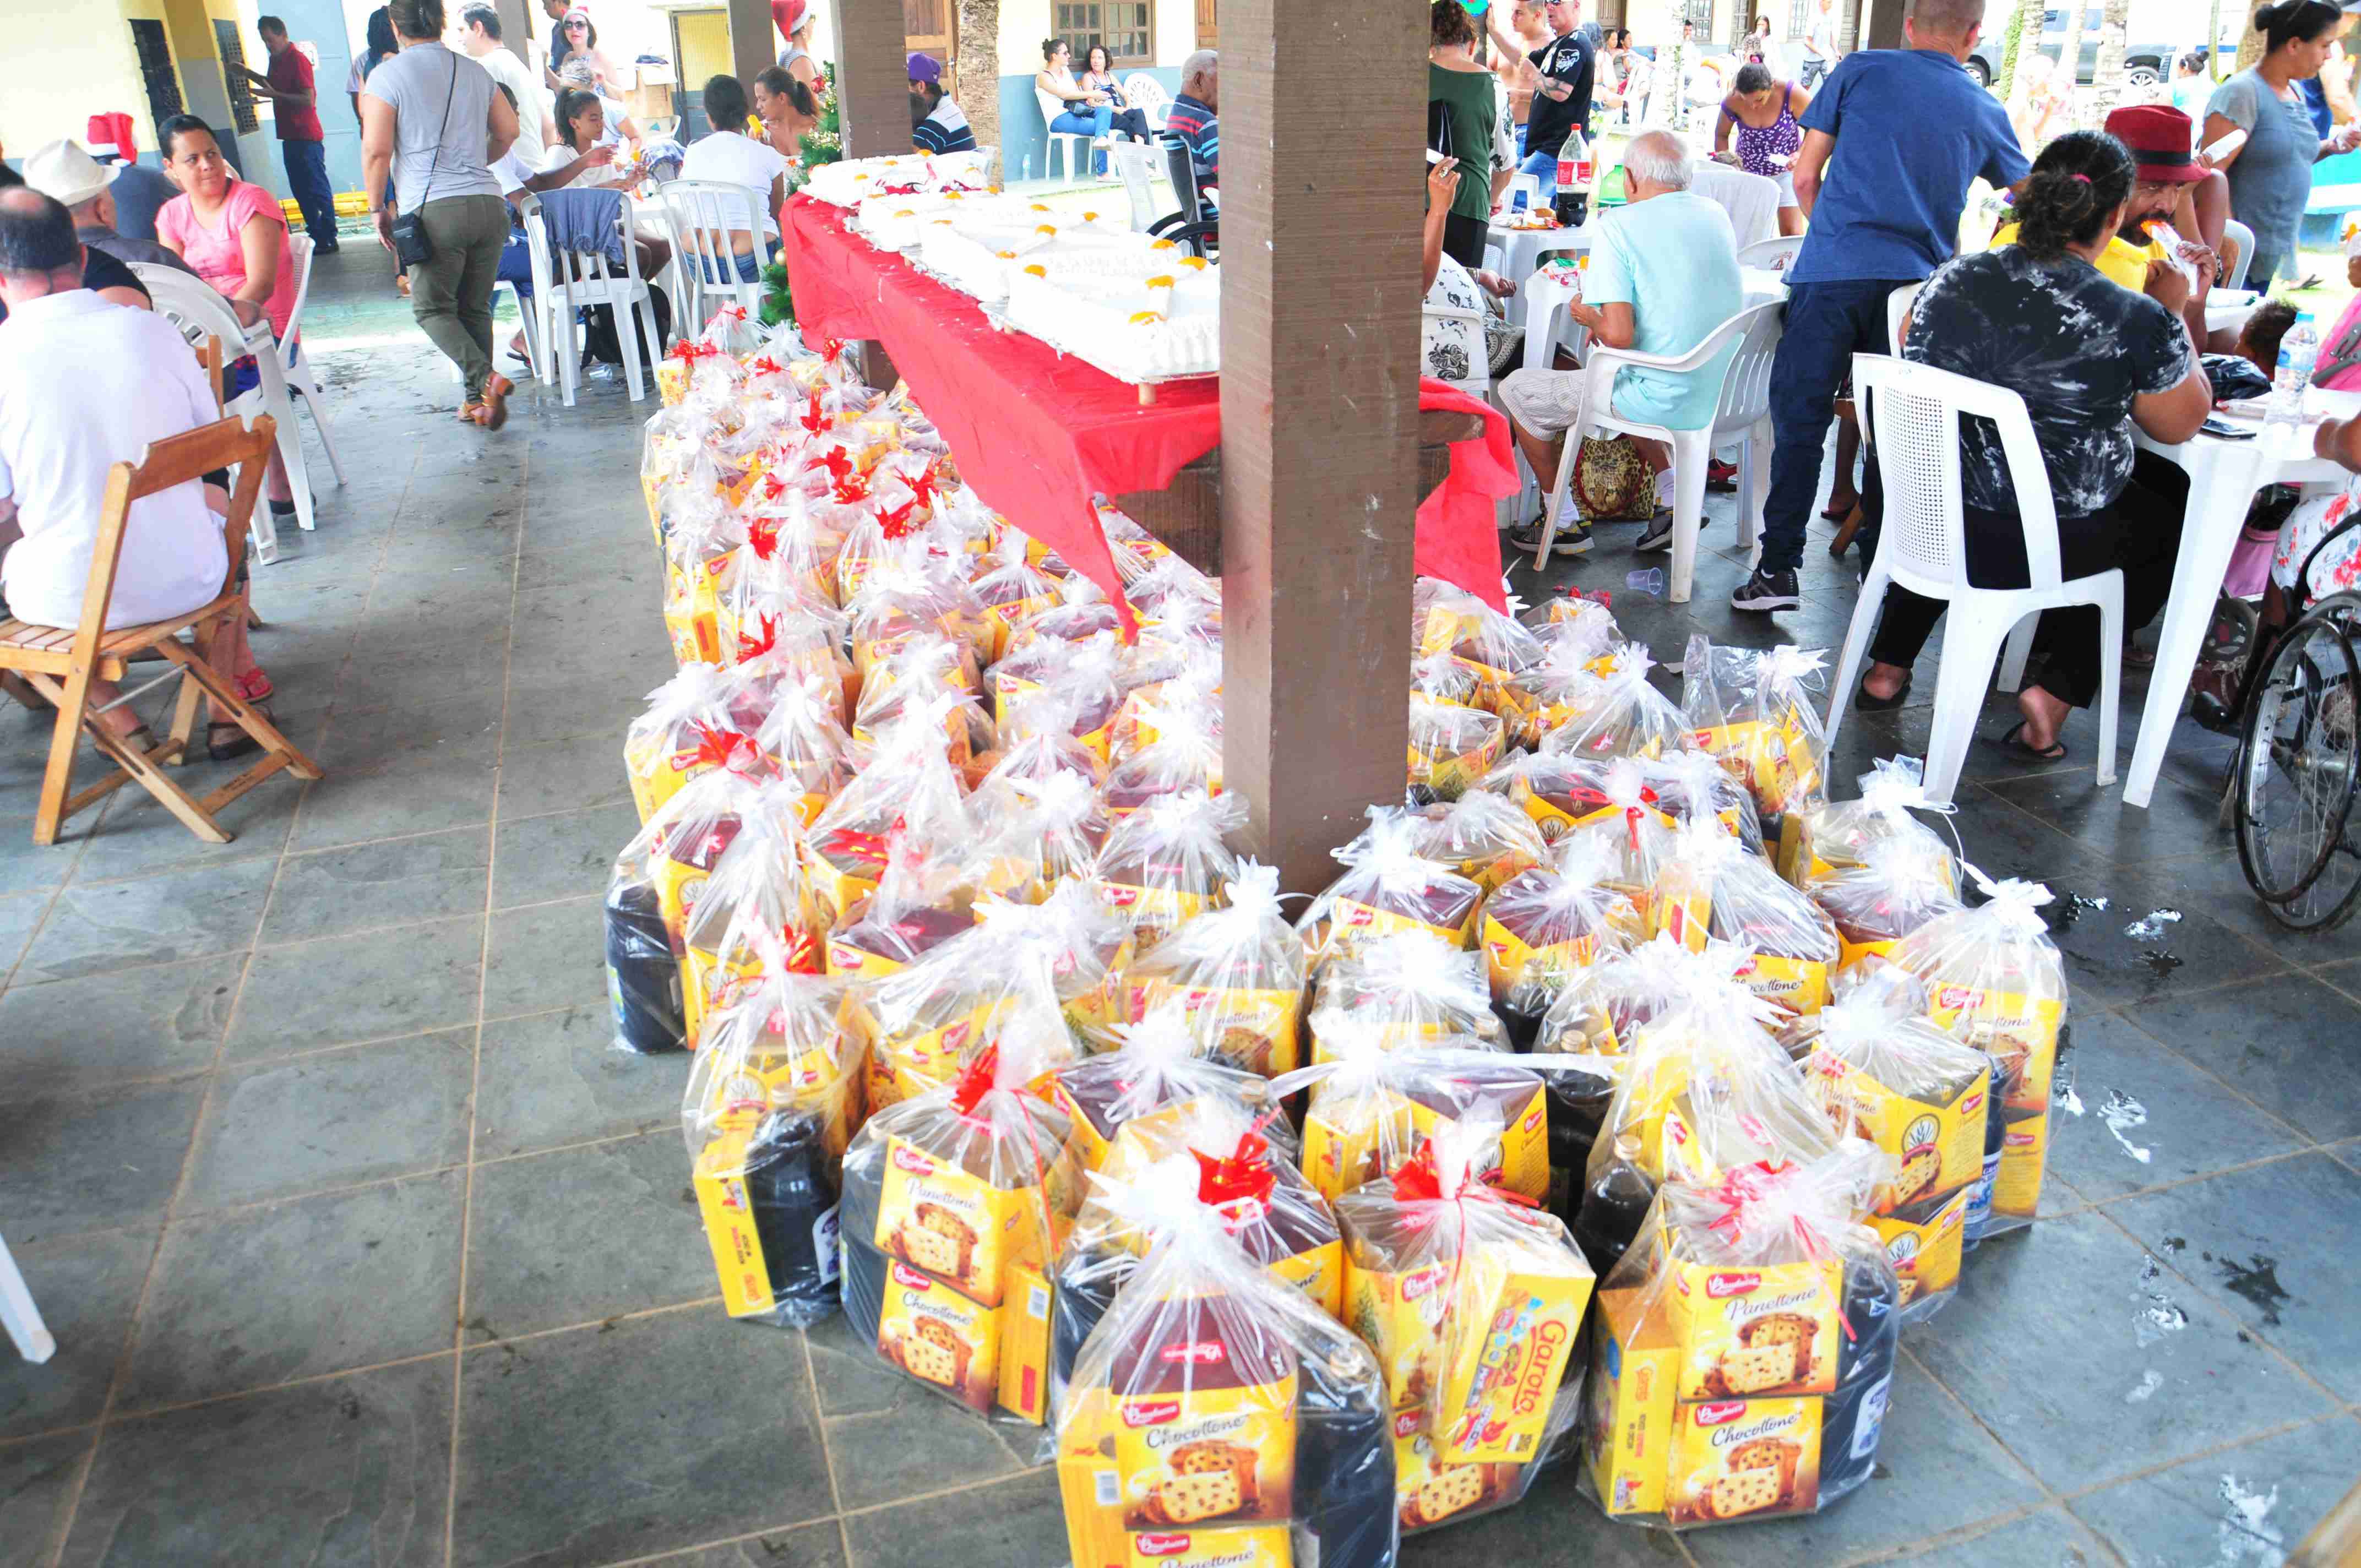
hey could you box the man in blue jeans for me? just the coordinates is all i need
[237,16,339,252]
[1515,0,1595,198]
[1731,0,2026,611]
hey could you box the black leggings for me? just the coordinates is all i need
[1867,450,2190,710]
[1443,211,1488,271]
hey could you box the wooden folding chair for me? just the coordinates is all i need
[0,413,323,846]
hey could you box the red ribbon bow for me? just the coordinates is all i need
[820,337,847,363]
[667,339,719,364]
[738,613,781,661]
[1389,1138,1534,1207]
[1192,1127,1276,1218]
[687,722,762,774]
[748,353,785,377]
[905,469,937,510]
[950,1043,999,1117]
[875,498,922,541]
[748,513,784,561]
[800,391,829,434]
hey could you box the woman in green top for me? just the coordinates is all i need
[1429,0,1506,268]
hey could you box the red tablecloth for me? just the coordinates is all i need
[782,196,1511,620]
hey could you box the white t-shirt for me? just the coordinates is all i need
[680,130,790,230]
[492,146,538,197]
[541,126,630,189]
[0,291,230,630]
[471,42,547,161]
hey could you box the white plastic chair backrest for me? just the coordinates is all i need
[1736,233,1804,273]
[1687,161,1781,249]
[2219,218,2254,291]
[1852,354,2067,594]
[136,265,277,390]
[1887,281,1922,356]
[1506,171,1544,211]
[1708,298,1785,430]
[281,232,316,362]
[663,178,768,263]
[1110,142,1161,230]
[519,192,557,304]
[543,193,640,292]
[1121,73,1170,126]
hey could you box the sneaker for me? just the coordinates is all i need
[1634,511,1675,553]
[1705,459,1738,492]
[1509,520,1591,557]
[1730,565,1801,611]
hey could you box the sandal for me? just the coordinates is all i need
[236,667,275,703]
[209,700,271,763]
[455,399,486,423]
[1854,675,1912,712]
[1820,497,1858,521]
[1994,720,2068,763]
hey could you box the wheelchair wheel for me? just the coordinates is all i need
[2234,614,2361,932]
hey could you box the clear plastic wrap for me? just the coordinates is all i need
[1305,929,1507,1060]
[1273,1043,1554,1206]
[1043,1000,1289,1173]
[1793,756,1963,893]
[1408,695,1505,805]
[751,673,855,826]
[1802,987,1992,1324]
[846,550,991,690]
[1810,835,1967,973]
[1092,788,1243,950]
[681,968,866,1326]
[623,663,741,825]
[1581,1145,1898,1531]
[1481,752,1674,850]
[1644,747,1767,854]
[972,694,1108,815]
[851,660,998,784]
[975,767,1113,900]
[1536,644,1686,759]
[677,780,825,1047]
[1053,1150,1396,1568]
[841,1038,1084,1425]
[604,766,768,1055]
[1475,833,1643,1034]
[855,894,1077,1112]
[1409,647,1486,710]
[1412,791,1548,895]
[1533,932,1757,1060]
[1653,826,1842,1019]
[661,493,749,667]
[1335,1119,1596,1535]
[1102,688,1225,816]
[1109,652,1221,766]
[1297,807,1484,966]
[1886,873,2066,1241]
[1414,579,1544,717]
[824,831,983,981]
[1572,979,1843,1276]
[1680,638,1831,872]
[804,720,972,930]
[970,537,1066,661]
[1503,632,1615,749]
[1120,861,1309,1075]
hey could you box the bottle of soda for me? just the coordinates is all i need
[1553,128,1588,228]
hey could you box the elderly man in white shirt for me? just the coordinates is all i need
[0,188,270,758]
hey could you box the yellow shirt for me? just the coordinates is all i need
[1989,222,2165,292]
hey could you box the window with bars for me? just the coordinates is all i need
[130,19,184,132]
[1056,1,1154,68]
[216,20,261,133]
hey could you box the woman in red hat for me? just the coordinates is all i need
[773,0,823,99]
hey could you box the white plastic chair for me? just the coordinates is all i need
[1827,355,2125,804]
[1688,160,1782,249]
[1518,251,1595,375]
[532,194,663,405]
[1036,86,1109,182]
[0,1233,53,1365]
[1120,72,1172,131]
[130,265,287,563]
[1529,300,1784,602]
[1110,141,1167,231]
[277,234,348,488]
[2219,217,2254,291]
[658,178,771,335]
[1737,233,1804,273]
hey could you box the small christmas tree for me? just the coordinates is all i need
[759,259,793,329]
[796,65,842,177]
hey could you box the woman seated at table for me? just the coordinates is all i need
[1852,129,2212,763]
[1037,40,1149,177]
[153,113,297,519]
[1419,156,1516,391]
[678,74,789,283]
[545,87,672,280]
[1713,64,1810,237]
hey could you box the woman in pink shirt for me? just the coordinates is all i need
[155,114,298,512]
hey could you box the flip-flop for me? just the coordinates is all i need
[1994,720,2067,763]
[1820,499,1858,521]
[1854,676,1911,711]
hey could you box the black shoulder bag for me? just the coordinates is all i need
[390,52,460,268]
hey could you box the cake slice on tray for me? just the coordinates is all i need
[1003,261,1221,383]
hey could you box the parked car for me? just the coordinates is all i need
[1966,8,2237,89]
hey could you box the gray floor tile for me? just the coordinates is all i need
[449,1309,831,1568]
[1975,764,2228,870]
[260,826,492,945]
[2037,863,2290,1011]
[182,1031,476,1213]
[2139,846,2361,967]
[226,914,484,1060]
[839,1470,1070,1568]
[0,956,233,1097]
[2112,1153,2361,1403]
[68,749,307,886]
[14,858,275,983]
[312,690,504,774]
[628,1521,848,1567]
[463,1131,711,1341]
[1904,1211,2332,1493]
[1395,1464,1688,1565]
[504,670,670,749]
[2126,974,2361,1144]
[804,1312,920,1421]
[0,1431,95,1568]
[2044,1010,2308,1202]
[287,748,501,852]
[482,894,608,1018]
[472,1004,685,1160]
[117,1172,464,1413]
[58,1357,452,1568]
[0,1081,203,1243]
[821,1381,1026,1512]
[0,888,52,977]
[333,632,510,715]
[1886,1506,2115,1566]
[2065,1415,2361,1567]
[0,824,77,900]
[496,730,635,821]
[1683,1357,2044,1568]
[494,802,638,910]
[0,1228,155,1438]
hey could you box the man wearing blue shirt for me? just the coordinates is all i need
[1732,0,2028,612]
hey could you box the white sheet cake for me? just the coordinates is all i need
[916,209,1143,304]
[1002,260,1221,382]
[800,150,994,209]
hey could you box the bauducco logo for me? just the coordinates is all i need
[891,1146,935,1175]
[1402,1265,1449,1303]
[1706,1271,1762,1298]
[1394,1410,1423,1439]
[1962,1090,1986,1115]
[1135,1534,1193,1557]
[1938,983,1976,1011]
[1123,1399,1182,1428]
[1695,1401,1748,1427]
[891,1263,933,1290]
[1157,1341,1226,1366]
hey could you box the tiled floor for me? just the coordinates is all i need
[3,247,2359,1568]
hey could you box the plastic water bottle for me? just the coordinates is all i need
[2268,311,2318,427]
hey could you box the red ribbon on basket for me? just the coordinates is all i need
[738,613,780,662]
[800,391,830,435]
[950,1042,1000,1118]
[819,448,870,504]
[904,469,937,513]
[875,497,922,541]
[1703,1161,1856,1341]
[686,723,763,775]
[1193,1125,1277,1218]
[667,338,720,365]
[820,337,848,363]
[748,511,784,560]
[747,353,786,378]
[1390,1140,1535,1208]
